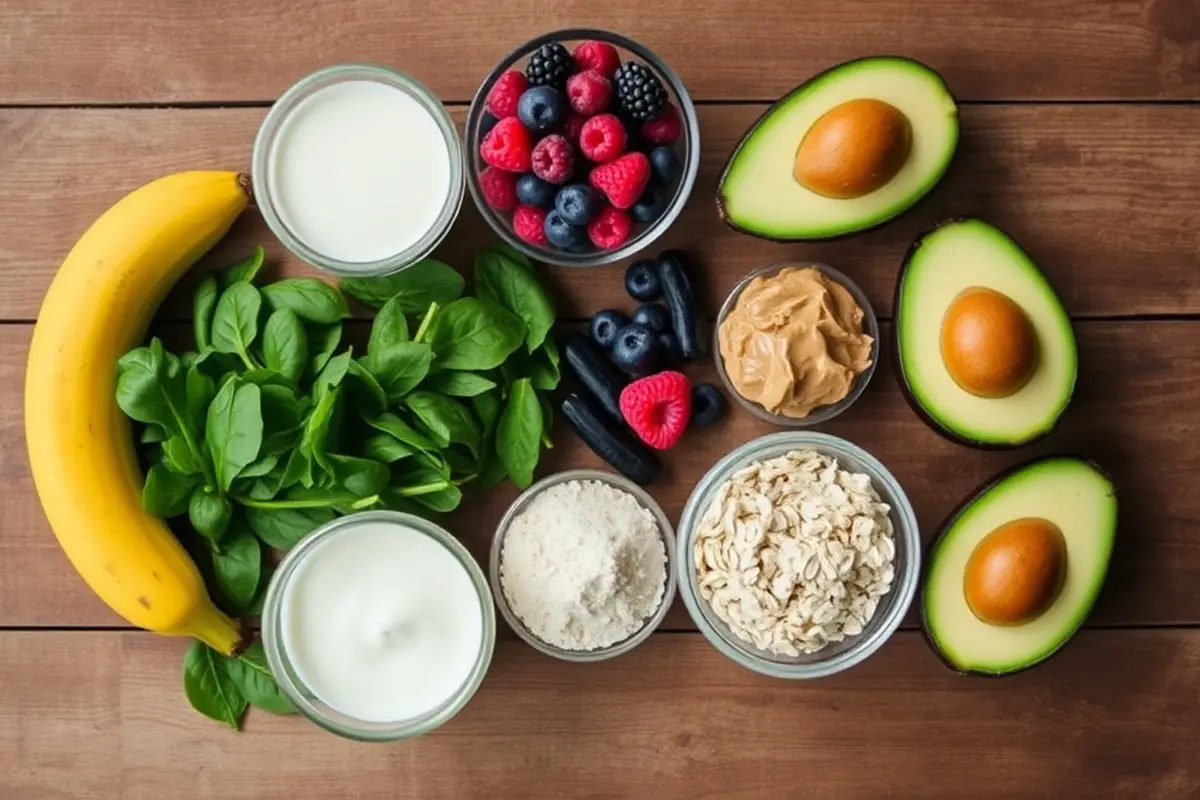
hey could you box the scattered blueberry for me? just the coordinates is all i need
[691,383,728,427]
[517,86,567,134]
[516,173,557,209]
[624,259,663,301]
[650,146,681,185]
[554,183,603,226]
[544,210,589,250]
[631,185,667,223]
[480,111,500,138]
[632,302,671,333]
[656,329,682,367]
[589,310,630,351]
[610,323,659,374]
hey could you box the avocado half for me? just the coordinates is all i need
[922,456,1116,676]
[894,218,1077,448]
[717,56,959,241]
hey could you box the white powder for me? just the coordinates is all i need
[499,480,668,651]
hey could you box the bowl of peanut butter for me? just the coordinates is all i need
[714,263,878,426]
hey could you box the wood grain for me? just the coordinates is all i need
[4,320,1199,628]
[1,630,1198,798]
[4,104,1199,322]
[1,0,1198,103]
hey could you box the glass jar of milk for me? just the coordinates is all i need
[252,64,464,276]
[261,511,495,740]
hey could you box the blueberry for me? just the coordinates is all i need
[650,146,681,185]
[631,185,667,223]
[624,259,662,301]
[544,210,589,250]
[632,302,671,333]
[589,310,629,351]
[480,111,499,137]
[516,173,557,209]
[691,383,728,427]
[554,183,602,226]
[517,86,567,134]
[656,329,682,367]
[611,323,660,374]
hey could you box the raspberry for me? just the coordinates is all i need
[530,134,574,184]
[486,70,528,119]
[589,152,651,209]
[587,205,632,250]
[573,40,621,78]
[480,117,533,172]
[642,104,682,145]
[578,114,627,164]
[619,371,692,450]
[478,166,517,211]
[512,204,549,246]
[566,70,612,115]
[560,111,587,144]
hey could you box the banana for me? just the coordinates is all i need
[26,171,250,654]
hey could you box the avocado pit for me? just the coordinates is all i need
[940,286,1038,399]
[794,98,912,199]
[963,517,1067,626]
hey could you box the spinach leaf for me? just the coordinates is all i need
[211,522,261,614]
[367,294,410,355]
[314,350,352,399]
[162,434,208,477]
[259,384,303,455]
[306,322,342,378]
[411,482,463,513]
[140,424,169,444]
[217,245,265,289]
[421,370,497,397]
[366,412,437,452]
[261,278,349,324]
[245,504,334,550]
[142,464,199,517]
[262,308,307,384]
[182,641,247,731]
[474,445,509,494]
[210,282,263,369]
[117,339,209,482]
[364,433,414,463]
[443,447,478,478]
[474,245,555,352]
[237,452,279,480]
[345,359,388,417]
[327,454,390,497]
[189,488,233,544]
[279,447,313,491]
[299,385,339,479]
[539,391,555,449]
[497,378,541,489]
[240,369,292,388]
[362,342,432,402]
[472,390,503,434]
[222,643,294,715]
[185,362,216,432]
[404,391,480,455]
[205,379,263,493]
[531,336,561,391]
[427,297,525,372]
[340,259,464,311]
[193,274,218,352]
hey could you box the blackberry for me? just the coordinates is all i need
[613,61,667,122]
[526,42,574,89]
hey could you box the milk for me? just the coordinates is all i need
[266,79,452,266]
[279,519,485,723]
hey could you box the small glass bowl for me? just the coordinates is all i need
[251,63,465,277]
[714,262,880,426]
[464,29,700,267]
[261,510,495,741]
[677,431,920,679]
[489,469,677,661]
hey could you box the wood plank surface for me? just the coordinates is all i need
[4,319,1198,628]
[1,0,1198,103]
[1,630,1197,798]
[4,104,1199,322]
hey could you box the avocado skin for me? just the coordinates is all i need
[716,55,960,242]
[891,217,1076,450]
[918,454,1117,677]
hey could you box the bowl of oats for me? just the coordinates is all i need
[676,431,920,678]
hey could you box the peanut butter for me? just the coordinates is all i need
[718,266,873,418]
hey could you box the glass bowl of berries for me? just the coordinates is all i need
[465,29,700,266]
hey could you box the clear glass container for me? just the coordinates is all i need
[251,64,464,277]
[261,510,495,741]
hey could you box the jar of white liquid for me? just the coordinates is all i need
[261,511,494,740]
[251,64,464,276]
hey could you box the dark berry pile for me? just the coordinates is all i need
[476,38,687,257]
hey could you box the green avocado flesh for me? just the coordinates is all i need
[923,457,1116,676]
[896,218,1077,446]
[717,57,959,240]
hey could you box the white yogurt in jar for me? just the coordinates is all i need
[264,76,453,266]
[279,519,485,723]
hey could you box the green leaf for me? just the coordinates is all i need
[261,308,307,384]
[182,641,247,730]
[362,342,432,402]
[410,482,463,513]
[530,337,561,391]
[314,350,352,399]
[305,322,343,379]
[366,412,437,452]
[339,259,464,311]
[539,391,555,449]
[211,522,261,614]
[222,642,294,715]
[327,454,390,497]
[262,278,349,324]
[363,433,414,463]
[210,282,263,368]
[299,386,339,479]
[116,339,191,431]
[472,390,503,434]
[205,379,263,493]
[428,297,526,373]
[217,245,266,289]
[344,359,388,417]
[193,274,218,353]
[185,363,216,431]
[421,370,497,397]
[142,464,199,517]
[279,447,313,491]
[259,384,303,455]
[140,424,169,444]
[474,447,509,493]
[404,391,480,455]
[189,488,233,544]
[496,378,541,489]
[162,433,208,477]
[237,452,279,480]
[474,245,555,352]
[368,295,410,355]
[245,504,334,550]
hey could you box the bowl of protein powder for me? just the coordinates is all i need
[490,469,677,662]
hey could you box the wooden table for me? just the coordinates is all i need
[3,1,1199,797]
